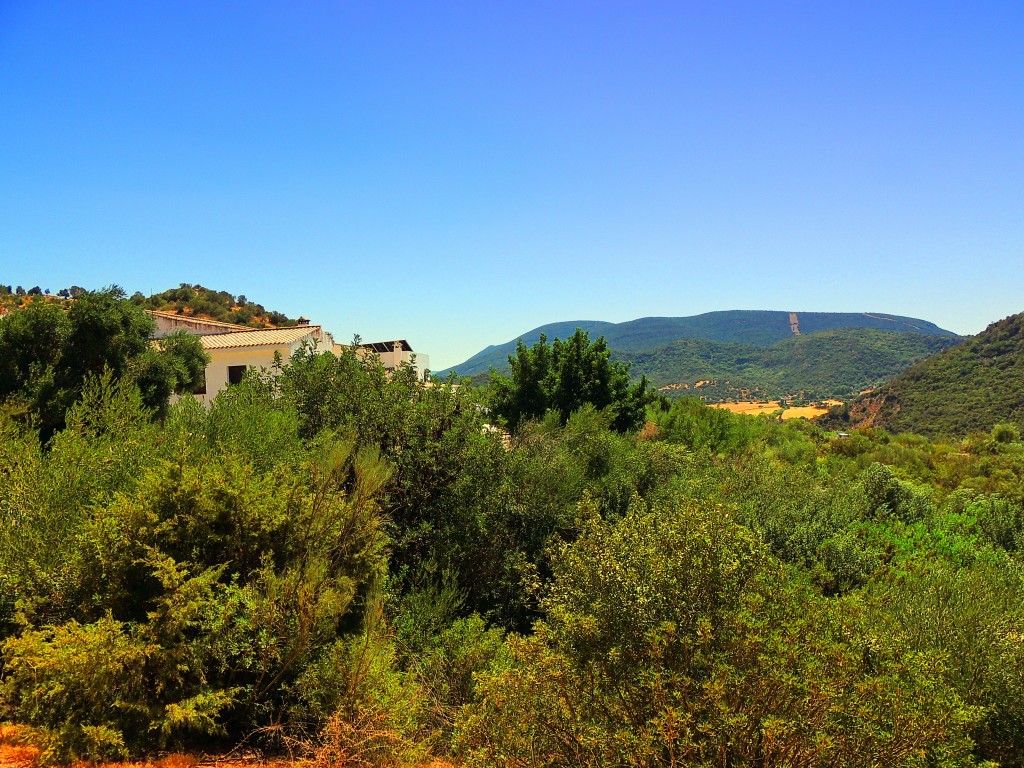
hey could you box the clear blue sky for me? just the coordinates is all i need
[2,2,1022,370]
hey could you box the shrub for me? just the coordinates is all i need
[456,496,981,768]
[293,623,429,768]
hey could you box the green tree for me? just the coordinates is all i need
[0,298,71,419]
[131,330,210,416]
[489,330,653,433]
[0,287,204,436]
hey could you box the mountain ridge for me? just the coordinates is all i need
[442,310,959,378]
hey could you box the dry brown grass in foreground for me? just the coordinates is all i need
[0,726,456,768]
[0,726,38,768]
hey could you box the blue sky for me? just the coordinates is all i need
[1,2,1022,370]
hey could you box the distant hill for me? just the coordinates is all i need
[828,312,1024,437]
[624,328,962,402]
[442,310,959,383]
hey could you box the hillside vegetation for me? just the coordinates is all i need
[446,310,957,378]
[831,312,1024,438]
[626,328,962,402]
[0,283,297,329]
[131,284,298,327]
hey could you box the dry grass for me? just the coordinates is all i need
[710,401,832,420]
[0,726,455,768]
[0,726,39,768]
[780,405,830,420]
[637,421,659,441]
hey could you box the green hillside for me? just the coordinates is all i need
[444,310,957,378]
[0,283,298,329]
[832,312,1024,437]
[625,328,962,402]
[131,283,298,327]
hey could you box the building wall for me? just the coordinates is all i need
[410,351,429,377]
[183,343,310,405]
[371,348,430,379]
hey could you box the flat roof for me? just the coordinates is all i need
[359,339,413,353]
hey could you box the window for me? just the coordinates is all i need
[227,365,247,385]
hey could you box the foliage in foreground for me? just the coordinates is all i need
[457,498,981,768]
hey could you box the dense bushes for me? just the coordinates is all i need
[457,497,981,768]
[0,289,207,437]
[0,384,393,760]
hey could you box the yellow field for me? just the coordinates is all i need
[710,401,834,420]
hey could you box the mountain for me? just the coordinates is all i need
[624,328,962,402]
[829,312,1024,437]
[442,310,958,381]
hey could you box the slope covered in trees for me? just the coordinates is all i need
[0,283,298,329]
[130,284,298,328]
[831,312,1024,438]
[625,327,962,401]
[444,310,958,378]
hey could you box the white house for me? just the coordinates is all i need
[149,311,429,402]
[150,311,334,404]
[190,325,335,404]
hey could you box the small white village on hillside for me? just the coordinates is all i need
[149,310,429,404]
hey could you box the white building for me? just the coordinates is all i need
[357,339,430,380]
[190,325,334,404]
[149,310,252,339]
[150,311,334,404]
[148,311,429,401]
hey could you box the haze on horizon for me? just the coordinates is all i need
[1,1,1021,370]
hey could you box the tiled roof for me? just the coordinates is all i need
[199,326,322,349]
